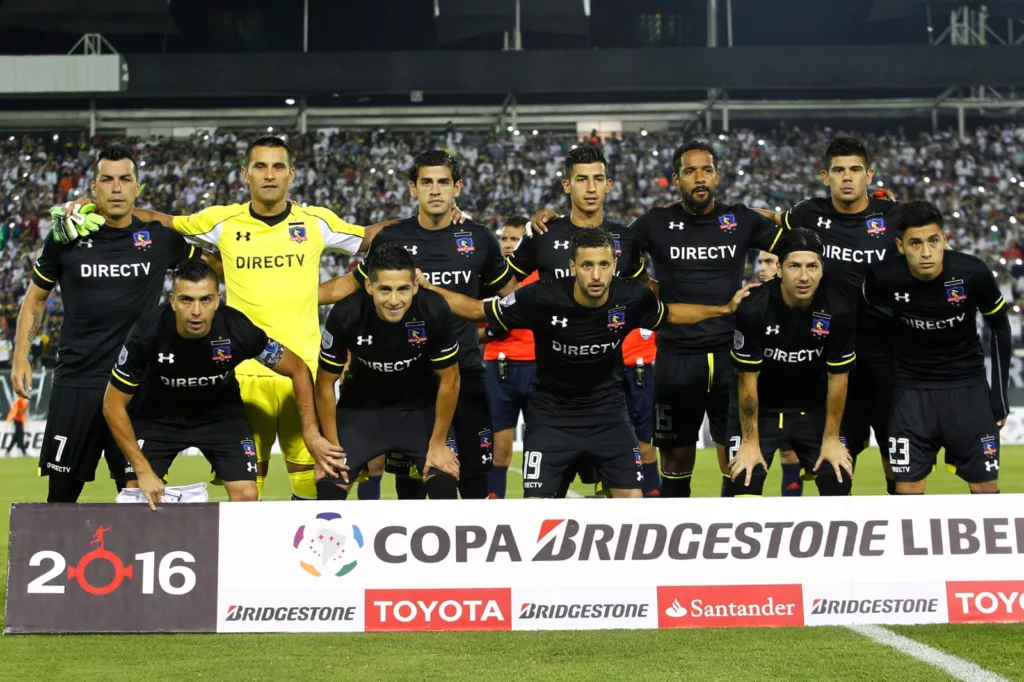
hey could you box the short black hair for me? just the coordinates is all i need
[823,134,870,170]
[364,241,416,282]
[564,144,607,177]
[570,227,616,261]
[245,135,293,167]
[672,140,716,175]
[94,143,138,177]
[503,215,529,229]
[896,200,944,234]
[408,149,462,184]
[774,227,824,263]
[172,259,218,287]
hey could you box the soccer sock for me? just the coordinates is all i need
[720,474,734,498]
[660,474,691,498]
[487,466,509,499]
[781,463,804,497]
[395,476,427,500]
[315,478,349,500]
[288,469,317,500]
[47,476,85,503]
[457,473,488,499]
[640,462,660,497]
[357,475,382,501]
[885,478,897,495]
[256,474,266,500]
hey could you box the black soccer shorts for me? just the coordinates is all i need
[841,357,895,459]
[625,364,655,444]
[886,383,1001,484]
[521,421,642,498]
[451,372,494,476]
[653,351,732,448]
[39,384,125,482]
[126,419,257,482]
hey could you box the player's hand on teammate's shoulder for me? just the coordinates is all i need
[529,208,559,235]
[49,201,105,244]
[137,471,165,512]
[305,435,349,483]
[814,437,854,484]
[730,440,767,488]
[424,439,460,481]
[415,268,433,290]
[450,203,470,224]
[727,282,760,313]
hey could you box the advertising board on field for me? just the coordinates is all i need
[5,495,1024,634]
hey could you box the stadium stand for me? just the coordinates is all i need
[2,124,1023,366]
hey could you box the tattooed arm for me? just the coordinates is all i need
[12,283,50,398]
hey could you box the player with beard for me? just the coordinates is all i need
[419,228,754,498]
[521,145,659,496]
[728,229,856,496]
[863,202,1009,494]
[763,135,901,494]
[627,140,783,498]
[14,143,198,502]
[319,150,517,499]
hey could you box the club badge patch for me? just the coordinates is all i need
[132,230,152,248]
[607,307,626,329]
[455,231,475,255]
[288,224,307,243]
[406,321,428,345]
[982,436,998,457]
[945,279,967,305]
[811,312,831,337]
[211,338,232,362]
[718,213,738,233]
[866,216,887,237]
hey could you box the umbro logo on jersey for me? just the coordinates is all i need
[76,239,93,248]
[553,241,569,249]
[766,326,780,335]
[357,336,373,345]
[667,222,685,230]
[551,317,568,327]
[158,353,175,363]
[895,293,910,302]
[817,217,831,229]
[236,232,251,241]
[404,245,418,256]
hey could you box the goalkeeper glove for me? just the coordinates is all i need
[49,203,105,245]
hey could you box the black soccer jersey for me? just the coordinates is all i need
[319,288,459,411]
[783,197,900,351]
[32,220,196,389]
[354,217,512,375]
[507,217,645,282]
[631,201,782,354]
[110,304,273,438]
[730,278,857,413]
[484,277,665,427]
[863,250,1007,389]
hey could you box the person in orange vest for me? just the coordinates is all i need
[483,216,537,498]
[622,327,659,495]
[5,394,29,458]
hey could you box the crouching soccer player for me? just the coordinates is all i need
[421,228,754,498]
[863,201,1010,494]
[315,243,462,500]
[728,229,857,496]
[103,260,345,510]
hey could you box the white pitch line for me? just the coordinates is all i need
[848,624,1010,682]
[508,466,584,498]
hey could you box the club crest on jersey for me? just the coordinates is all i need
[866,216,887,237]
[633,447,642,466]
[718,213,738,233]
[982,436,998,457]
[455,231,475,255]
[241,440,256,458]
[132,230,152,248]
[607,307,626,329]
[945,279,967,305]
[288,224,307,243]
[211,338,232,362]
[611,234,622,256]
[811,312,831,337]
[406,321,428,345]
[479,429,493,449]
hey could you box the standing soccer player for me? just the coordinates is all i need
[421,228,753,498]
[771,135,901,493]
[103,260,344,509]
[320,150,517,499]
[756,251,780,282]
[316,243,461,500]
[728,229,856,496]
[484,216,537,498]
[13,144,197,502]
[862,202,1009,494]
[629,140,783,497]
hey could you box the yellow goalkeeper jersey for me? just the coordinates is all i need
[173,203,364,376]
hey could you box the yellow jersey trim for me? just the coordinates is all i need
[766,228,783,252]
[730,350,762,366]
[33,266,55,284]
[485,261,511,287]
[110,369,138,387]
[318,354,345,369]
[983,299,1006,316]
[431,346,460,363]
[490,298,509,332]
[826,355,857,368]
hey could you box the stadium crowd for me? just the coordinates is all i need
[2,123,1024,368]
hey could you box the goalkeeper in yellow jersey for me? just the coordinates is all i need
[53,135,399,500]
